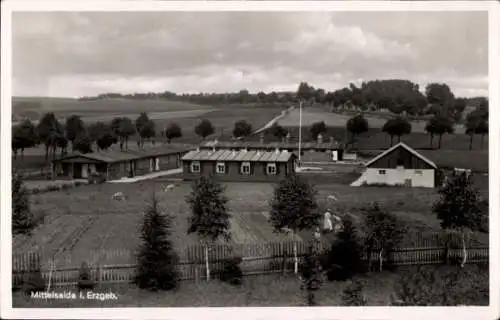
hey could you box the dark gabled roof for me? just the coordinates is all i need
[54,144,191,164]
[182,149,295,162]
[365,142,437,169]
[199,139,341,150]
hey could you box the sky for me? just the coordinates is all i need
[12,11,488,98]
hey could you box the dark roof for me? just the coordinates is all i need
[55,144,191,164]
[182,149,295,162]
[363,145,488,173]
[199,139,341,150]
[365,142,437,169]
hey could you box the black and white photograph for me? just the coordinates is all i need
[1,1,499,319]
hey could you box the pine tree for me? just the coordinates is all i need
[321,217,364,281]
[433,172,486,268]
[135,193,179,291]
[12,172,36,235]
[186,176,230,281]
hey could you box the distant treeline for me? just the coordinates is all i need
[78,79,487,113]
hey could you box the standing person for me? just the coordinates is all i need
[323,209,333,233]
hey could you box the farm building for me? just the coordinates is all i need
[181,148,297,182]
[52,144,190,181]
[199,134,343,162]
[351,142,438,188]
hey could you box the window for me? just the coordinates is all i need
[190,161,200,173]
[241,162,251,174]
[378,170,386,175]
[267,163,277,175]
[415,170,423,175]
[216,162,226,174]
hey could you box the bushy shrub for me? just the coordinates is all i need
[298,243,323,306]
[395,265,489,306]
[77,261,96,291]
[320,217,365,281]
[218,257,243,285]
[341,280,367,306]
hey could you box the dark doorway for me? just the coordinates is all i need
[73,163,83,179]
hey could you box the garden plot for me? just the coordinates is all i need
[17,176,488,270]
[13,215,97,266]
[230,212,291,244]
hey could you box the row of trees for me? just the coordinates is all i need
[78,90,297,105]
[12,109,261,163]
[77,79,485,124]
[299,105,487,150]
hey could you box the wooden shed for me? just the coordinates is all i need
[52,144,190,181]
[181,149,297,182]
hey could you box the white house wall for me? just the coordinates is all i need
[351,168,435,188]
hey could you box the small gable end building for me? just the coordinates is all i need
[351,142,438,188]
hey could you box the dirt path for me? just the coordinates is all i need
[107,168,182,183]
[253,105,295,134]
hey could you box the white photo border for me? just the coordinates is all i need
[1,1,499,319]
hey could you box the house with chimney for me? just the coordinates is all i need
[181,148,297,182]
[198,132,344,162]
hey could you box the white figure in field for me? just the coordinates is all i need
[323,209,333,232]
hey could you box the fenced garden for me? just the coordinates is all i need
[12,232,489,288]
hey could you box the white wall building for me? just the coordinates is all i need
[351,142,438,188]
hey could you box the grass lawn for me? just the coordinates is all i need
[12,265,488,307]
[277,108,446,134]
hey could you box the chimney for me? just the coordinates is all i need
[317,133,323,144]
[285,132,291,144]
[214,138,218,144]
[232,149,236,156]
[275,148,280,154]
[259,132,265,144]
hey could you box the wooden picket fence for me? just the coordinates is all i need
[12,239,489,288]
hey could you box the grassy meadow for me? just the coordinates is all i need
[12,264,489,307]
